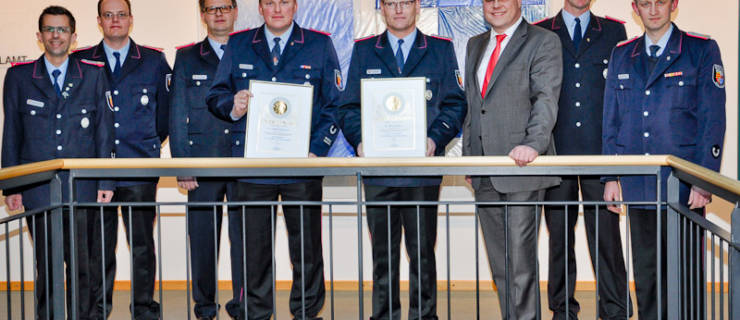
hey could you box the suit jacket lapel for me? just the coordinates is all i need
[469,31,490,93]
[276,24,304,73]
[401,31,428,76]
[483,22,528,98]
[552,12,577,58]
[646,27,682,88]
[30,57,58,102]
[375,32,402,76]
[629,36,649,88]
[60,58,84,104]
[91,42,113,82]
[200,38,220,67]
[117,39,143,83]
[576,14,603,57]
[251,26,273,71]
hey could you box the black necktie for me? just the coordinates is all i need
[573,17,582,50]
[648,45,660,72]
[395,39,405,74]
[271,38,281,66]
[51,69,62,97]
[112,52,122,79]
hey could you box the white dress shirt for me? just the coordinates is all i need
[477,16,524,92]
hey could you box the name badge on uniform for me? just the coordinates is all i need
[26,99,44,108]
[239,64,254,70]
[366,69,382,75]
[618,74,630,80]
[192,74,208,80]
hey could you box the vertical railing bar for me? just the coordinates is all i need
[5,222,11,320]
[474,204,480,320]
[683,216,688,318]
[504,204,510,319]
[19,218,26,320]
[696,224,702,320]
[32,214,38,320]
[241,205,248,320]
[565,204,569,320]
[186,205,193,320]
[595,204,600,320]
[356,173,364,319]
[128,206,134,320]
[416,204,422,319]
[213,205,220,320]
[712,233,716,320]
[156,204,164,320]
[44,211,50,320]
[720,240,724,320]
[387,205,392,319]
[690,219,694,319]
[68,174,78,320]
[300,204,306,320]
[446,203,451,320]
[329,204,335,320]
[270,204,276,320]
[100,206,107,319]
[625,205,631,320]
[656,173,662,320]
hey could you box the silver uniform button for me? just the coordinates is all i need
[643,111,649,117]
[115,139,120,145]
[242,73,247,78]
[576,122,582,127]
[619,84,624,90]
[305,74,310,79]
[56,130,62,135]
[57,146,63,151]
[189,140,193,145]
[645,90,651,96]
[271,77,277,82]
[224,129,230,134]
[114,107,120,112]
[575,102,581,107]
[56,114,62,119]
[235,140,240,146]
[115,123,120,128]
[644,132,650,138]
[114,90,119,95]
[574,63,580,68]
[678,81,684,86]
[143,89,148,94]
[30,110,36,116]
[575,82,581,88]
[82,109,87,114]
[196,81,201,86]
[603,59,609,64]
[666,56,671,61]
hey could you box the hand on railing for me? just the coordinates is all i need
[508,145,539,167]
[231,89,253,119]
[4,193,23,211]
[356,143,365,157]
[603,181,622,214]
[688,186,712,209]
[97,190,114,203]
[177,177,199,191]
[426,138,436,157]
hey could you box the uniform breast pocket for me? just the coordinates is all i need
[665,76,697,109]
[615,78,634,105]
[232,69,256,90]
[132,85,157,114]
[19,102,50,140]
[593,57,610,79]
[292,69,321,87]
[71,104,96,137]
[425,73,443,104]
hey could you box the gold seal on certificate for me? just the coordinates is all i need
[361,77,427,157]
[245,80,313,158]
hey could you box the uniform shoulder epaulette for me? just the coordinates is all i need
[604,15,626,24]
[429,34,452,41]
[176,42,196,50]
[229,28,250,36]
[10,60,33,67]
[141,45,164,52]
[533,17,550,25]
[309,28,331,36]
[686,31,711,40]
[72,45,93,53]
[80,59,105,67]
[354,34,375,42]
[616,37,639,47]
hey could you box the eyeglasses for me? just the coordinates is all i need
[204,5,235,15]
[41,26,71,34]
[101,12,130,20]
[382,0,416,9]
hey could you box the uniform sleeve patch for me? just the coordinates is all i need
[713,64,725,88]
[712,145,721,159]
[334,69,344,91]
[455,69,464,90]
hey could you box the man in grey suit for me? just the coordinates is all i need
[463,0,562,318]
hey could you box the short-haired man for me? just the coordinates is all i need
[3,6,114,319]
[207,0,341,318]
[534,1,633,319]
[72,0,172,318]
[170,0,243,319]
[463,0,562,318]
[603,0,726,318]
[337,0,467,318]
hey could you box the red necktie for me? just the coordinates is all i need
[481,34,507,98]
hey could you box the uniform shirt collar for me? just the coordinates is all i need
[644,24,674,57]
[387,28,417,62]
[561,10,590,40]
[44,56,69,87]
[207,37,226,60]
[103,38,131,72]
[264,22,294,54]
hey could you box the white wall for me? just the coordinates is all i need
[0,0,736,286]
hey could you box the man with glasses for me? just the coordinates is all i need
[207,0,341,319]
[170,1,242,319]
[72,0,171,319]
[534,1,632,319]
[603,0,725,318]
[338,0,467,319]
[2,6,114,319]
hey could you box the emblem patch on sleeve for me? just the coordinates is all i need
[713,64,725,88]
[334,69,343,91]
[712,145,721,159]
[455,69,463,90]
[166,74,173,92]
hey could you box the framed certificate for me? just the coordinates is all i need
[245,80,313,158]
[361,77,427,157]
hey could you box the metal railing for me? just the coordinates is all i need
[0,156,737,319]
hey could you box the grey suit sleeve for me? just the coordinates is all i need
[462,38,476,157]
[522,32,562,154]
